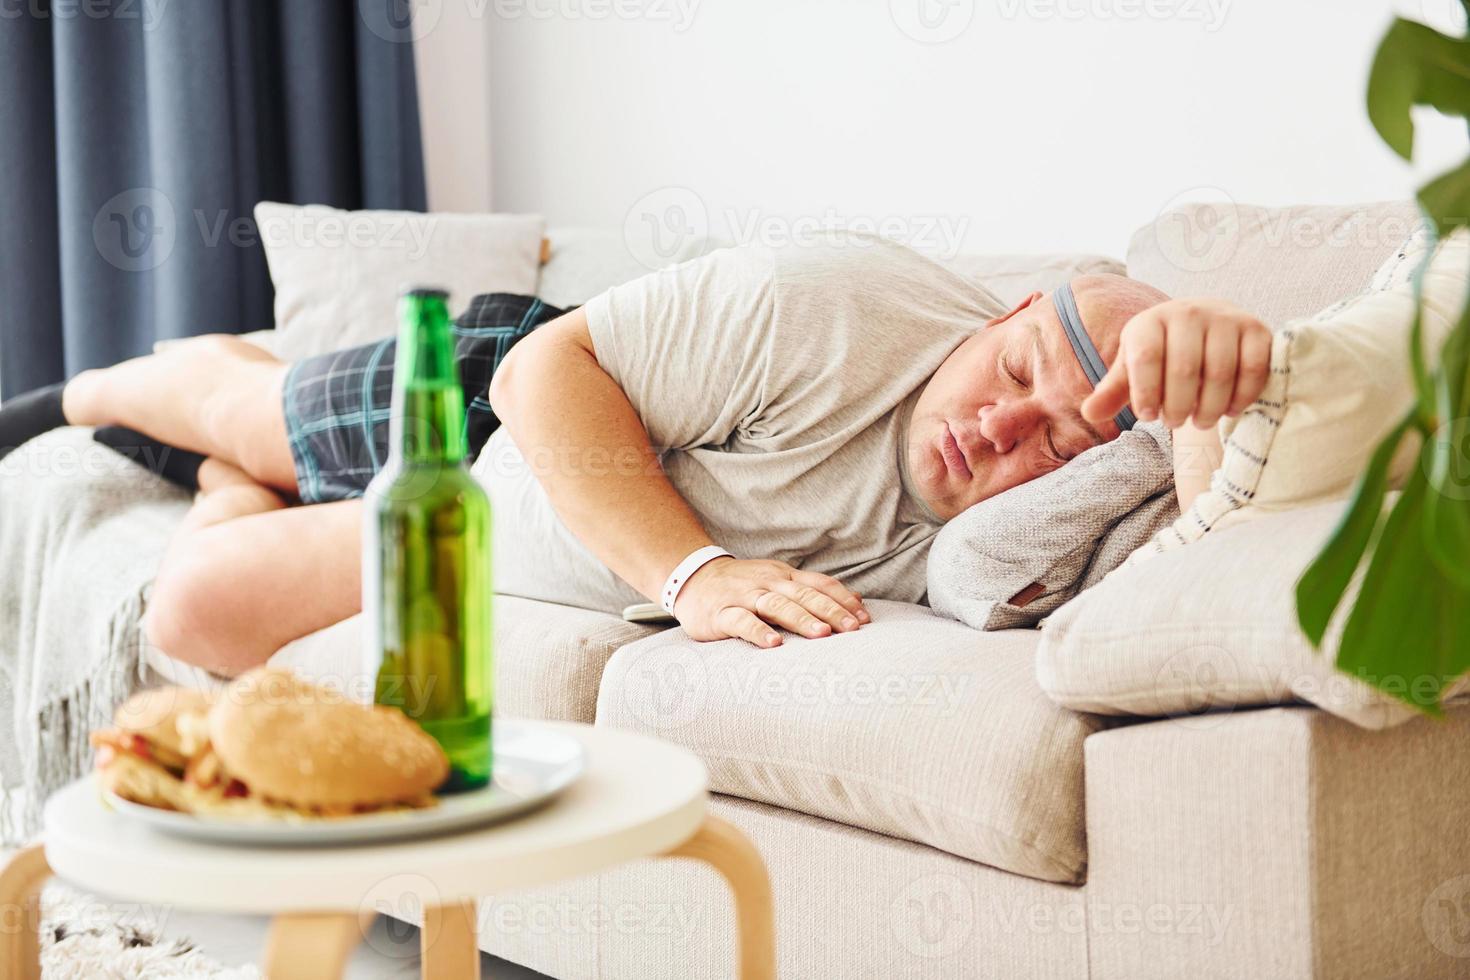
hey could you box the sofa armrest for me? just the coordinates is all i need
[1083,705,1470,980]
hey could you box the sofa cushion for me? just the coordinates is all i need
[537,226,717,309]
[940,251,1124,306]
[1037,500,1470,730]
[595,599,1102,883]
[1127,199,1420,328]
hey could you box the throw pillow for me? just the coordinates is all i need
[1037,497,1470,729]
[927,422,1179,630]
[1126,222,1469,564]
[254,202,545,359]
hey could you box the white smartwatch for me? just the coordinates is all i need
[660,545,734,615]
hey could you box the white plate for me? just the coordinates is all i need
[103,722,585,847]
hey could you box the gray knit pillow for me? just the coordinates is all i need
[926,423,1178,631]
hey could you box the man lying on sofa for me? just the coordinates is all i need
[0,237,1270,675]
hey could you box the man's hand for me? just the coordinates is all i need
[675,558,871,648]
[1081,298,1273,430]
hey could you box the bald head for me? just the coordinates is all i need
[908,272,1173,519]
[1066,273,1171,371]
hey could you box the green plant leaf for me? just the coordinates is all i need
[1407,236,1440,420]
[1417,159,1470,237]
[1336,461,1470,714]
[1295,412,1415,646]
[1367,18,1470,162]
[1423,274,1470,583]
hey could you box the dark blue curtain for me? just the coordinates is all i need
[0,0,427,397]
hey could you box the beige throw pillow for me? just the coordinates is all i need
[1127,223,1469,562]
[1037,498,1470,729]
[255,203,545,359]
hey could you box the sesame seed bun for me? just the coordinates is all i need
[110,687,214,768]
[209,668,449,810]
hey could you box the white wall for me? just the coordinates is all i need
[420,0,1468,259]
[415,1,496,212]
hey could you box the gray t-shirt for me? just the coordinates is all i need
[475,236,1007,613]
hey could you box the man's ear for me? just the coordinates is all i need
[984,290,1044,328]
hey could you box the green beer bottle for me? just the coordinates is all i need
[365,287,492,792]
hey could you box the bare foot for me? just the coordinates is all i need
[196,458,288,514]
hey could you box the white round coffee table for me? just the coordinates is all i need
[0,721,773,979]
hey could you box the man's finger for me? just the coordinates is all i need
[1192,323,1239,428]
[1123,314,1166,422]
[754,590,833,639]
[716,605,782,648]
[1082,354,1130,425]
[1228,325,1273,415]
[1160,312,1204,428]
[791,569,870,622]
[771,580,860,632]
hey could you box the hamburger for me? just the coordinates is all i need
[91,668,449,819]
[90,686,213,812]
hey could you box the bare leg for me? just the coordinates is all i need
[62,334,298,492]
[146,460,363,675]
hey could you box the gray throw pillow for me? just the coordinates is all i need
[926,422,1178,630]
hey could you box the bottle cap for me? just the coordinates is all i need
[402,286,450,301]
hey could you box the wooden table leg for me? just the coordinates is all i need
[420,899,481,980]
[664,815,775,980]
[0,844,51,980]
[262,911,369,979]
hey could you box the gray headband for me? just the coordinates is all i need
[1053,283,1137,432]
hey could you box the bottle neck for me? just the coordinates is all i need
[389,297,466,465]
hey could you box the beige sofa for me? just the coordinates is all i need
[141,201,1470,980]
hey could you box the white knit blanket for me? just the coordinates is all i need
[0,427,191,844]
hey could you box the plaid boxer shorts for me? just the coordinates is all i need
[281,293,566,504]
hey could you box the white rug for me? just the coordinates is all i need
[40,882,259,980]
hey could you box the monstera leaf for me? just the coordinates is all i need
[1295,12,1470,712]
